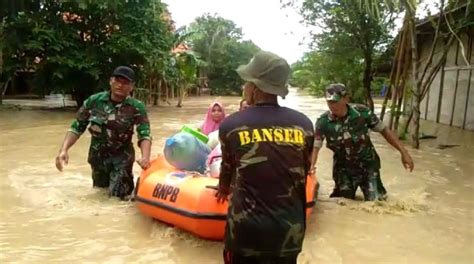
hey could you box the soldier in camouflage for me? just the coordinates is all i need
[216,51,314,264]
[310,83,414,201]
[55,66,152,200]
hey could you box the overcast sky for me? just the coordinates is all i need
[162,0,440,64]
[162,0,313,64]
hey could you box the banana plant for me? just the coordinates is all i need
[169,26,205,107]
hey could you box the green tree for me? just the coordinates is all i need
[188,14,260,95]
[288,0,397,110]
[291,48,365,100]
[2,0,173,106]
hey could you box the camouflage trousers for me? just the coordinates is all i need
[330,162,387,201]
[88,149,135,199]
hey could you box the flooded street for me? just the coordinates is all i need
[1,89,473,263]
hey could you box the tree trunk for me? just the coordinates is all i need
[161,77,167,104]
[163,79,171,105]
[0,84,3,105]
[407,9,420,149]
[1,79,10,106]
[151,75,158,106]
[402,0,449,142]
[176,83,184,107]
[1,23,5,105]
[0,42,3,105]
[156,78,162,106]
[148,77,153,105]
[363,53,374,112]
[171,83,175,100]
[402,50,446,136]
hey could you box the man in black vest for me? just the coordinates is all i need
[217,51,314,264]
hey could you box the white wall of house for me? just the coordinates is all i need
[419,30,473,130]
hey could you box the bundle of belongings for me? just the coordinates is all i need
[164,125,221,176]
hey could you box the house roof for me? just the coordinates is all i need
[415,3,470,34]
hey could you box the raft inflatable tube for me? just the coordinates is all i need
[135,155,319,241]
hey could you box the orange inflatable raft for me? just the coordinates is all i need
[135,156,318,241]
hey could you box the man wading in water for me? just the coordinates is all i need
[217,51,314,264]
[55,66,152,200]
[310,83,414,201]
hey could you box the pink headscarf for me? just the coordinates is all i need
[200,102,226,135]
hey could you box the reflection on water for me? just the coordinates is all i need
[1,88,473,263]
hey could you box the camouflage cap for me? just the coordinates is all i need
[236,51,290,97]
[325,83,347,102]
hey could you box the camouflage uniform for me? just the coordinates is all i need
[314,104,387,201]
[69,91,151,198]
[219,104,314,260]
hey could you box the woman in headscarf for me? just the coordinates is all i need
[200,102,226,136]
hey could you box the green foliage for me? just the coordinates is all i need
[175,50,203,87]
[2,0,173,105]
[287,0,398,105]
[291,50,365,102]
[371,77,389,97]
[188,13,260,95]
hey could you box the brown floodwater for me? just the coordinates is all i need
[1,88,473,263]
